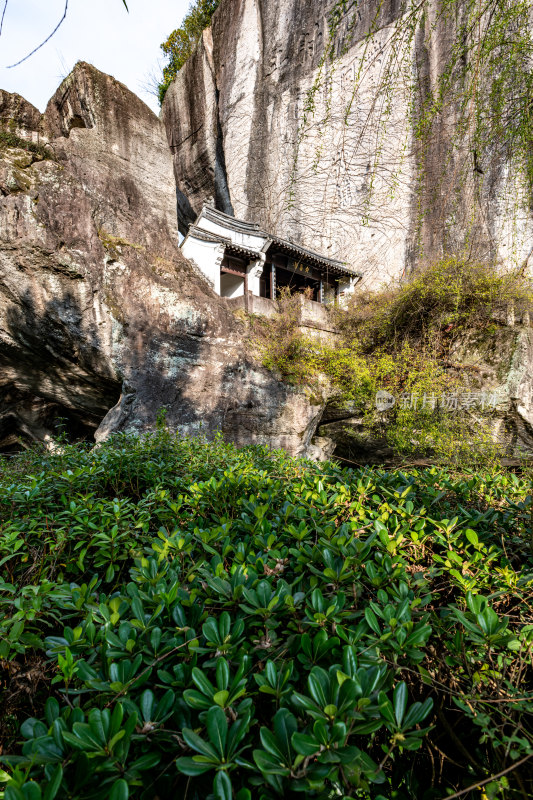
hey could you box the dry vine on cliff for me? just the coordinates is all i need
[291,0,533,266]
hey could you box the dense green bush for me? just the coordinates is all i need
[255,258,533,465]
[0,431,532,798]
[336,257,533,350]
[0,131,52,160]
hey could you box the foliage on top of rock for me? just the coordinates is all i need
[0,131,51,160]
[336,257,533,351]
[157,0,221,104]
[255,257,533,466]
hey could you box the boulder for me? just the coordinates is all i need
[0,62,326,455]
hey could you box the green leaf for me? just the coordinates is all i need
[22,784,42,800]
[140,689,154,722]
[203,618,221,644]
[192,667,216,696]
[216,658,229,689]
[350,718,384,735]
[44,699,60,727]
[308,669,328,708]
[253,750,290,776]
[108,730,126,751]
[109,780,129,800]
[219,612,231,640]
[88,709,107,747]
[272,709,297,761]
[129,753,161,772]
[182,729,219,760]
[109,703,124,737]
[43,765,63,800]
[176,757,214,776]
[5,786,25,800]
[227,716,249,758]
[183,689,213,710]
[20,719,47,740]
[393,682,407,727]
[402,697,434,729]
[364,608,381,634]
[213,690,229,708]
[292,732,319,756]
[291,692,319,714]
[260,728,285,760]
[207,706,228,758]
[213,771,232,800]
[465,529,479,547]
[63,726,101,752]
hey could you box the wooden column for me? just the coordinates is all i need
[271,263,276,300]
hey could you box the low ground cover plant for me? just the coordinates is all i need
[0,430,532,798]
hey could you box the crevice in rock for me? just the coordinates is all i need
[0,386,121,453]
[213,87,234,216]
[68,114,87,132]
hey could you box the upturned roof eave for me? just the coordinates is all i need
[184,205,363,278]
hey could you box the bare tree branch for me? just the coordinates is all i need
[7,1,69,68]
[0,0,9,38]
[4,0,128,67]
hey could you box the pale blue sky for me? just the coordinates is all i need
[0,0,189,114]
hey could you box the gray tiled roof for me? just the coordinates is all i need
[185,205,362,278]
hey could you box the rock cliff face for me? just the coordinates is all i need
[0,62,324,453]
[162,0,533,286]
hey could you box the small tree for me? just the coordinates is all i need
[158,0,220,104]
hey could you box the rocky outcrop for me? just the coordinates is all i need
[0,62,325,454]
[162,0,533,286]
[0,91,41,139]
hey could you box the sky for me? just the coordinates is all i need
[0,0,189,114]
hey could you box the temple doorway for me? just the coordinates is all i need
[220,255,247,298]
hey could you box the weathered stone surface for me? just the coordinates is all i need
[0,62,325,454]
[0,91,41,139]
[162,0,533,286]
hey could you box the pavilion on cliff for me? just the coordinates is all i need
[180,205,361,306]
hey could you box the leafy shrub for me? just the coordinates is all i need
[0,131,52,160]
[158,0,221,104]
[254,288,312,383]
[336,256,533,350]
[255,258,532,465]
[0,431,532,798]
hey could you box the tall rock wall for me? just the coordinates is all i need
[0,62,324,454]
[162,0,533,286]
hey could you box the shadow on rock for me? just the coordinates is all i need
[1,288,121,451]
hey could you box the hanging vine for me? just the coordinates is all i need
[291,0,533,262]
